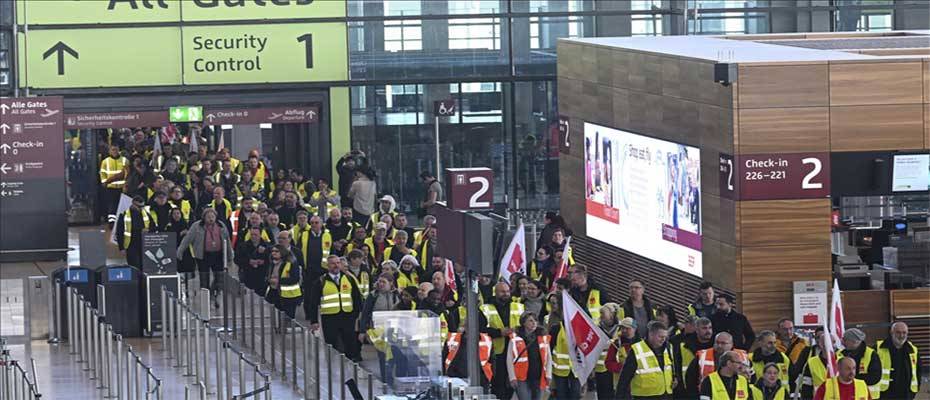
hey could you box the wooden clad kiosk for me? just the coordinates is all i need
[556,31,930,333]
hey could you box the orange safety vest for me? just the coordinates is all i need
[509,333,551,389]
[695,349,748,383]
[445,332,493,382]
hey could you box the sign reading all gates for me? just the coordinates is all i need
[16,1,348,89]
[793,281,828,327]
[0,96,67,254]
[169,106,203,123]
[445,167,494,211]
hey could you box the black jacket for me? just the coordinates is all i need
[839,345,882,388]
[710,309,755,351]
[570,282,609,319]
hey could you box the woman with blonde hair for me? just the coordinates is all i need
[595,302,622,399]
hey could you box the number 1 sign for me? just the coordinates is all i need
[445,167,494,211]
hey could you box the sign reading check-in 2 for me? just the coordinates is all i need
[15,0,348,89]
[719,152,830,201]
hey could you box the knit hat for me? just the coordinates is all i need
[843,328,866,342]
[619,317,636,329]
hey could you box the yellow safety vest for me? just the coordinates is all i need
[279,262,302,299]
[310,190,339,214]
[751,384,787,400]
[209,198,233,219]
[552,325,573,378]
[839,346,881,399]
[480,302,524,355]
[347,269,370,298]
[396,270,419,289]
[629,340,673,397]
[707,372,750,400]
[875,340,919,394]
[752,352,791,388]
[586,289,602,321]
[100,156,128,189]
[823,378,869,400]
[170,199,192,221]
[291,227,332,267]
[320,274,354,315]
[122,210,150,248]
[806,354,830,393]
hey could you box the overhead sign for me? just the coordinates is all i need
[20,23,347,89]
[169,106,203,122]
[22,27,182,88]
[65,111,168,129]
[445,167,493,211]
[182,23,347,84]
[16,0,347,25]
[0,96,67,254]
[793,281,828,327]
[203,106,320,125]
[737,152,831,201]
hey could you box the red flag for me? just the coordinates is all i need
[821,318,839,378]
[444,258,457,292]
[550,236,572,292]
[498,224,526,282]
[562,289,609,384]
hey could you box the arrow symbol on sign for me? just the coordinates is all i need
[0,143,9,154]
[0,163,10,174]
[0,104,8,115]
[43,41,79,76]
[307,110,317,119]
[172,108,184,120]
[0,124,9,134]
[206,114,216,123]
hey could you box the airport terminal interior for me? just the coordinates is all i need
[1,1,929,399]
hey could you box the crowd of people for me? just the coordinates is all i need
[101,127,922,400]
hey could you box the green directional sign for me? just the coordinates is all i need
[16,0,346,25]
[169,106,204,122]
[182,23,347,85]
[22,27,182,88]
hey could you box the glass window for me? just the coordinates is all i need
[448,17,501,50]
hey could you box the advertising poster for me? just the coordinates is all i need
[584,122,702,276]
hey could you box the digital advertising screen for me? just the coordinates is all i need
[891,153,930,192]
[584,122,703,276]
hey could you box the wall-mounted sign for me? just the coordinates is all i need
[445,167,493,211]
[433,99,457,117]
[719,153,736,200]
[65,111,169,129]
[203,106,319,125]
[737,152,830,201]
[558,115,570,154]
[16,0,347,25]
[169,106,203,123]
[793,280,827,327]
[142,232,177,275]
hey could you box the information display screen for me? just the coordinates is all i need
[892,154,930,192]
[584,122,702,276]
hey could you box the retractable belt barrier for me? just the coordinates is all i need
[0,338,42,400]
[63,287,163,400]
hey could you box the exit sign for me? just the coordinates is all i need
[169,106,203,122]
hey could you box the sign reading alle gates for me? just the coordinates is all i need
[169,106,203,122]
[793,280,828,327]
[445,167,494,211]
[726,152,831,201]
[17,1,348,89]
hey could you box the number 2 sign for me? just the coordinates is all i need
[445,167,494,210]
[728,152,831,201]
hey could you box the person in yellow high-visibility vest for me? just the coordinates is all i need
[617,320,675,399]
[838,328,882,399]
[264,245,302,319]
[309,255,363,362]
[481,281,525,400]
[100,145,128,223]
[876,322,921,400]
[814,357,870,400]
[115,195,150,268]
[700,351,751,400]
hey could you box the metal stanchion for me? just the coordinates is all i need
[166,294,175,362]
[340,353,346,400]
[231,281,238,341]
[76,296,85,362]
[134,357,141,400]
[90,309,98,378]
[326,344,333,399]
[238,283,246,340]
[124,345,132,400]
[160,288,167,355]
[314,334,321,400]
[253,367,260,400]
[224,343,232,399]
[215,332,224,400]
[249,292,256,352]
[279,312,286,378]
[238,353,245,396]
[186,310,194,376]
[51,280,62,344]
[202,322,211,395]
[291,324,298,389]
[302,329,310,399]
[269,309,276,372]
[115,336,123,400]
[259,299,266,363]
[193,313,201,383]
[368,371,374,400]
[68,289,76,353]
[105,326,114,398]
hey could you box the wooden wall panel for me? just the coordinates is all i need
[740,199,830,247]
[925,103,929,150]
[830,104,925,151]
[829,62,924,106]
[923,60,929,103]
[741,291,793,333]
[738,64,828,108]
[890,289,930,318]
[738,107,830,153]
[741,245,831,292]
[702,239,739,291]
[841,291,890,325]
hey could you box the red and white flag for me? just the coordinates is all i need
[498,223,526,282]
[821,319,839,378]
[444,258,457,292]
[562,289,609,384]
[550,236,572,292]
[830,278,845,349]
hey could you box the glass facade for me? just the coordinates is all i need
[347,0,927,214]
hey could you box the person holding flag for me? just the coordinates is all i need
[499,224,527,284]
[617,320,675,399]
[481,281,525,399]
[550,236,573,292]
[556,289,610,399]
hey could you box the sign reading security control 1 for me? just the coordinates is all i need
[183,23,346,84]
[16,0,347,89]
